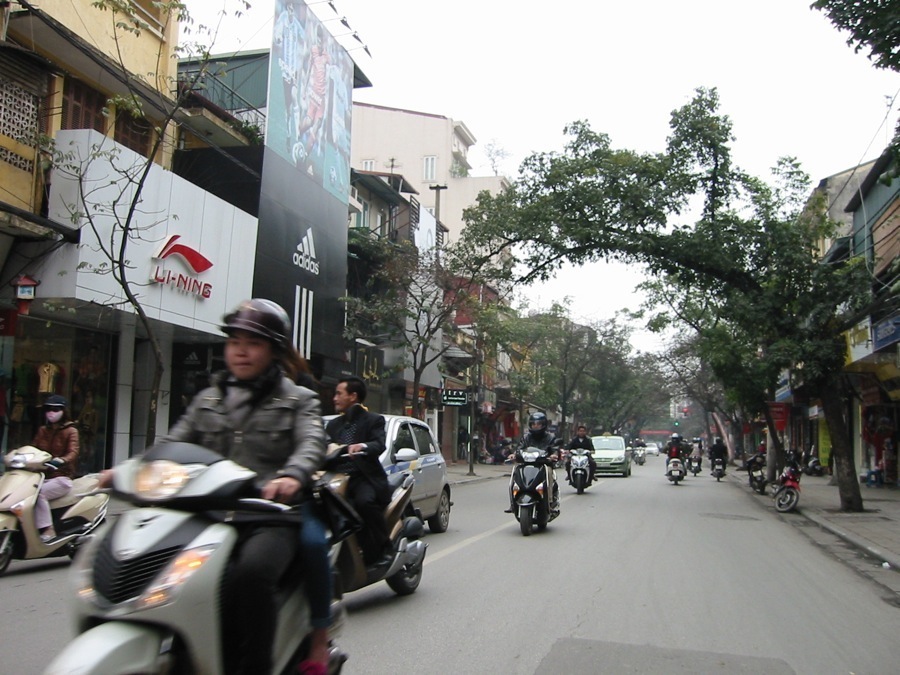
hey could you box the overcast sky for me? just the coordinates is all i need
[187,0,900,351]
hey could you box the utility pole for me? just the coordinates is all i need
[429,183,447,224]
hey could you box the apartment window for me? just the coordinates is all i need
[361,159,375,171]
[354,198,370,229]
[423,155,436,182]
[114,111,152,157]
[61,78,107,133]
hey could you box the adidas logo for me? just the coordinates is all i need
[292,228,320,275]
[184,352,201,366]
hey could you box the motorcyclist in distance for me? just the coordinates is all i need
[690,437,704,471]
[665,433,689,468]
[505,412,561,513]
[565,424,596,482]
[709,436,728,475]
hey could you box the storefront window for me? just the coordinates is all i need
[6,316,112,475]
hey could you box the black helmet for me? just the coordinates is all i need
[44,394,67,409]
[222,299,291,350]
[528,412,548,437]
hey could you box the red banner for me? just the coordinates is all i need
[768,402,790,432]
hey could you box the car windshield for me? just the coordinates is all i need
[592,437,626,451]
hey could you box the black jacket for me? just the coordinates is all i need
[568,435,593,451]
[325,404,390,502]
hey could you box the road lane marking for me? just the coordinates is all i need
[424,492,584,566]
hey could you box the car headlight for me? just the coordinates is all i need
[134,460,202,500]
[615,455,625,462]
[138,545,218,609]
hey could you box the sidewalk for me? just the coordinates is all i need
[447,459,900,573]
[445,460,511,486]
[730,471,900,571]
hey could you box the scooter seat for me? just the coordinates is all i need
[48,474,101,510]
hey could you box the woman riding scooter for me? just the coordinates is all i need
[32,394,79,541]
[101,299,332,675]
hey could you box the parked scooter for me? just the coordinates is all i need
[666,457,685,485]
[711,457,726,482]
[509,445,560,535]
[321,445,427,596]
[0,446,108,576]
[773,458,802,512]
[44,442,346,675]
[568,448,594,494]
[801,448,824,477]
[745,452,768,494]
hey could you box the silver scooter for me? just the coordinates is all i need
[0,446,108,576]
[44,441,345,675]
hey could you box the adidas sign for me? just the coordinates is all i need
[293,228,321,275]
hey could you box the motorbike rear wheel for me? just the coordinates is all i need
[774,486,800,513]
[386,561,423,595]
[519,506,533,536]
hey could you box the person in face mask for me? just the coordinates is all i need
[32,394,80,540]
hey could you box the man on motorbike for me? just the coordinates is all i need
[505,412,560,512]
[665,433,689,467]
[325,376,392,567]
[709,436,728,474]
[565,424,596,482]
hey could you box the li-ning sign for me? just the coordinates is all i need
[150,235,214,299]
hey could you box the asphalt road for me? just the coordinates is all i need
[3,457,899,674]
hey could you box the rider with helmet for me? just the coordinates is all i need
[690,437,704,471]
[505,412,561,512]
[101,299,333,674]
[709,436,728,474]
[665,433,689,467]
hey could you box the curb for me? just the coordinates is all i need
[799,510,900,571]
[727,472,900,572]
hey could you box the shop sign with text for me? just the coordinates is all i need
[150,235,214,299]
[441,389,469,406]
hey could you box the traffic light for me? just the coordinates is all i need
[673,419,680,427]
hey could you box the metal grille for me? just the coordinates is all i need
[0,77,38,173]
[93,542,182,605]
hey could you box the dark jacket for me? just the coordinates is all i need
[709,442,728,462]
[162,369,326,490]
[325,404,390,502]
[519,431,561,453]
[33,422,79,478]
[568,435,593,451]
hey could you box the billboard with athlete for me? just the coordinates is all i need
[267,0,354,204]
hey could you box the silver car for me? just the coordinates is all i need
[323,414,451,533]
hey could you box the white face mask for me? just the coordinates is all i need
[46,410,64,424]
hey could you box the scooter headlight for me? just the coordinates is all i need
[520,450,540,462]
[134,460,201,500]
[138,544,218,610]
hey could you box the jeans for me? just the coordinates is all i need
[299,500,332,628]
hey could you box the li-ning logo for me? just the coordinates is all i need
[293,228,320,275]
[151,235,214,299]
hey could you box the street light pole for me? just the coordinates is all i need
[429,184,448,224]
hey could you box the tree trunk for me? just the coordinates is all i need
[819,379,864,512]
[763,406,783,483]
